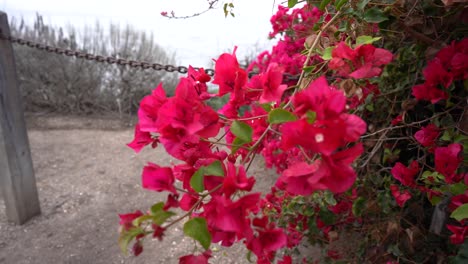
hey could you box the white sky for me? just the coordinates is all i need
[0,0,281,68]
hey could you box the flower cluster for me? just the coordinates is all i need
[119,2,468,263]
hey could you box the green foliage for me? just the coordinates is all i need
[451,204,468,222]
[190,160,225,192]
[183,217,212,250]
[268,108,297,124]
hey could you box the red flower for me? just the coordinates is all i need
[329,42,393,79]
[414,124,440,148]
[411,83,448,104]
[212,47,248,96]
[390,185,412,207]
[391,161,420,187]
[118,210,143,231]
[179,251,212,264]
[446,224,468,245]
[223,163,256,198]
[246,227,288,262]
[278,255,292,264]
[179,193,199,211]
[137,84,168,132]
[141,163,176,194]
[249,62,288,103]
[435,143,463,183]
[449,191,468,212]
[423,59,453,88]
[276,161,325,196]
[315,143,364,193]
[391,115,403,125]
[293,77,346,119]
[152,224,165,241]
[277,143,363,194]
[127,123,158,153]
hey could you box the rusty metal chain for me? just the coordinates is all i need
[0,31,215,76]
[0,31,300,81]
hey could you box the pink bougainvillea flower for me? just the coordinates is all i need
[179,193,199,211]
[132,241,143,256]
[187,66,212,100]
[449,191,468,212]
[391,160,420,187]
[179,251,212,264]
[141,162,176,194]
[212,47,248,97]
[151,224,165,241]
[423,58,453,88]
[278,255,292,264]
[281,118,346,156]
[127,123,158,153]
[278,143,363,194]
[391,115,403,125]
[435,143,463,183]
[137,83,167,132]
[246,227,288,262]
[390,185,412,207]
[411,83,448,104]
[223,163,256,198]
[329,42,393,79]
[276,161,326,196]
[315,143,364,193]
[293,76,346,119]
[163,193,179,210]
[203,193,260,236]
[256,63,288,103]
[446,224,468,245]
[118,210,143,231]
[414,124,440,148]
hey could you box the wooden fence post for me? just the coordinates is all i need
[0,11,41,224]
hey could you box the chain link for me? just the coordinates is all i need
[0,31,299,81]
[0,31,215,76]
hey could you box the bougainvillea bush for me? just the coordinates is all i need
[119,1,467,263]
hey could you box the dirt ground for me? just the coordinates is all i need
[0,113,289,264]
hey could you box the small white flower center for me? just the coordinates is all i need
[315,133,324,143]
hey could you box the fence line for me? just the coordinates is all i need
[0,30,301,81]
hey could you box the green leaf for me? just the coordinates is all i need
[150,202,165,215]
[306,111,317,124]
[184,217,212,250]
[153,210,176,225]
[357,0,370,10]
[303,65,316,73]
[364,7,388,23]
[451,204,468,221]
[352,197,366,217]
[319,0,331,10]
[321,46,334,60]
[231,121,253,143]
[190,168,205,193]
[324,191,337,206]
[118,227,145,255]
[288,0,298,8]
[132,215,154,227]
[319,208,336,225]
[356,35,381,46]
[268,108,297,124]
[334,0,348,10]
[204,160,224,177]
[441,130,452,141]
[450,183,467,196]
[260,103,272,113]
[231,137,247,154]
[246,250,254,263]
